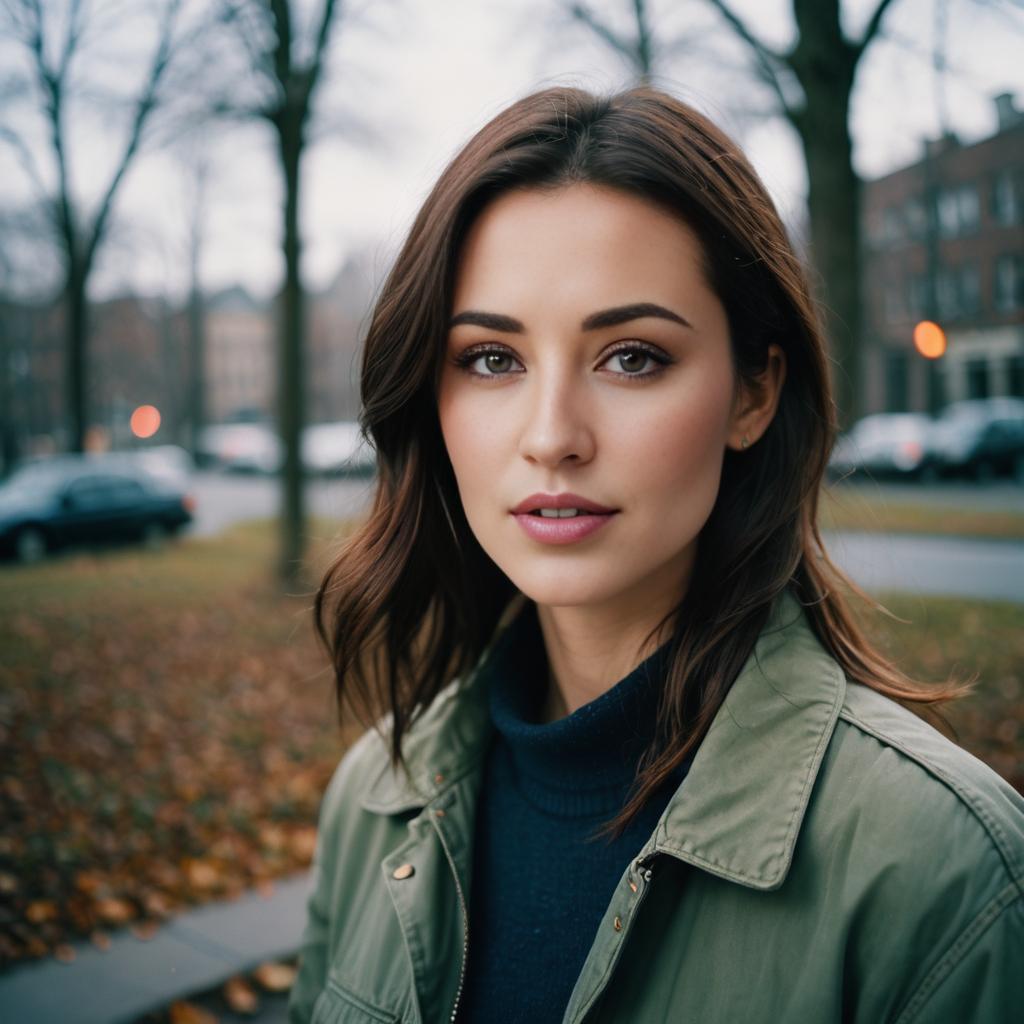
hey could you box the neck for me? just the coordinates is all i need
[534,576,683,720]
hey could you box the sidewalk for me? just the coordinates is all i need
[0,871,313,1024]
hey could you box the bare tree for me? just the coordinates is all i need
[0,0,201,452]
[568,0,658,81]
[214,0,345,586]
[564,0,902,426]
[703,0,902,426]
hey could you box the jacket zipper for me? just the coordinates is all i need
[431,814,470,1024]
[565,852,659,1024]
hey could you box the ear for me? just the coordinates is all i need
[726,344,786,451]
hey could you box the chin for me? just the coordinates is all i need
[499,566,633,610]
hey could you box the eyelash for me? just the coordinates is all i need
[451,342,672,381]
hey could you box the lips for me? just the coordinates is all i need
[511,492,618,515]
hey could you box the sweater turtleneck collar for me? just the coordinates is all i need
[480,600,674,818]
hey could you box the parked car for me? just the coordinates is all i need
[196,423,282,474]
[930,398,1024,481]
[302,421,377,477]
[197,420,377,477]
[828,413,937,480]
[0,456,195,564]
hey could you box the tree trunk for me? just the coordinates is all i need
[187,279,206,459]
[789,0,862,428]
[796,90,861,427]
[66,256,89,453]
[277,118,306,586]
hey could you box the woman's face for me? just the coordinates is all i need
[437,183,760,615]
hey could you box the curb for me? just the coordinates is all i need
[0,871,314,1024]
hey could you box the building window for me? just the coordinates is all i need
[908,275,929,317]
[884,281,906,322]
[995,255,1023,312]
[966,359,990,399]
[904,197,927,239]
[957,185,980,233]
[992,170,1020,226]
[960,263,981,315]
[883,207,903,243]
[1008,355,1024,398]
[885,350,909,411]
[936,184,980,237]
[936,268,959,318]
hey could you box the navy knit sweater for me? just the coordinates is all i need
[455,601,693,1024]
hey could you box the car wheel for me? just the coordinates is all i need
[974,461,995,483]
[15,526,47,564]
[141,521,168,550]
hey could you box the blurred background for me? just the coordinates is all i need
[0,0,1021,1020]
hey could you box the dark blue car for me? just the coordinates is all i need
[0,456,194,564]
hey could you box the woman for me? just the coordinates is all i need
[289,86,1024,1024]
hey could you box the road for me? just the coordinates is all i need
[182,472,1024,604]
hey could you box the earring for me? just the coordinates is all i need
[740,436,750,449]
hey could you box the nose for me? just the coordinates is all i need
[516,365,596,468]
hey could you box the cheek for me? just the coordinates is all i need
[619,370,734,506]
[437,384,500,498]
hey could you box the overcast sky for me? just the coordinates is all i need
[1,0,1022,305]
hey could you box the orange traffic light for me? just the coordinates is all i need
[913,320,947,359]
[130,405,161,439]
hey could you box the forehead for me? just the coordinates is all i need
[453,184,710,306]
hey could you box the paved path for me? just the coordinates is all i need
[184,472,1024,604]
[825,530,1024,604]
[0,873,313,1024]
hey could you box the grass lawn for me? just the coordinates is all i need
[820,483,1024,540]
[0,520,1021,966]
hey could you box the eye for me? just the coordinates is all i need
[452,345,524,378]
[450,341,672,380]
[600,344,670,378]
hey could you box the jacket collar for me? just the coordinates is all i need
[360,590,845,891]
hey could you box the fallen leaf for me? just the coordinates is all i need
[169,1001,219,1024]
[186,859,220,890]
[90,930,112,951]
[53,944,76,963]
[223,975,259,1015]
[131,921,159,941]
[26,900,59,924]
[95,897,135,924]
[252,960,297,992]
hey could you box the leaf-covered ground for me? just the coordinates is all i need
[0,521,1021,968]
[0,520,358,968]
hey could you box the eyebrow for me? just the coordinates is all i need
[448,302,692,333]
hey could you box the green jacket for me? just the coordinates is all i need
[288,592,1024,1023]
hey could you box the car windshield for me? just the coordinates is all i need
[852,415,928,443]
[2,464,68,499]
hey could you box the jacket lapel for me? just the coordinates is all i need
[651,590,846,889]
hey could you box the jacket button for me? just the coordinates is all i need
[613,916,623,931]
[392,863,415,880]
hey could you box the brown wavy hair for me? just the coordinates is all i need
[314,84,968,840]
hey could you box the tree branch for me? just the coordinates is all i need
[85,0,183,265]
[855,0,901,56]
[703,0,795,116]
[0,124,50,204]
[568,2,638,64]
[268,0,293,91]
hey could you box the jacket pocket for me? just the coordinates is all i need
[311,978,401,1024]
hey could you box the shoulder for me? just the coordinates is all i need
[317,675,471,828]
[798,681,1024,1015]
[831,681,1024,887]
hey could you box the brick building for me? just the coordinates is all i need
[861,93,1023,413]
